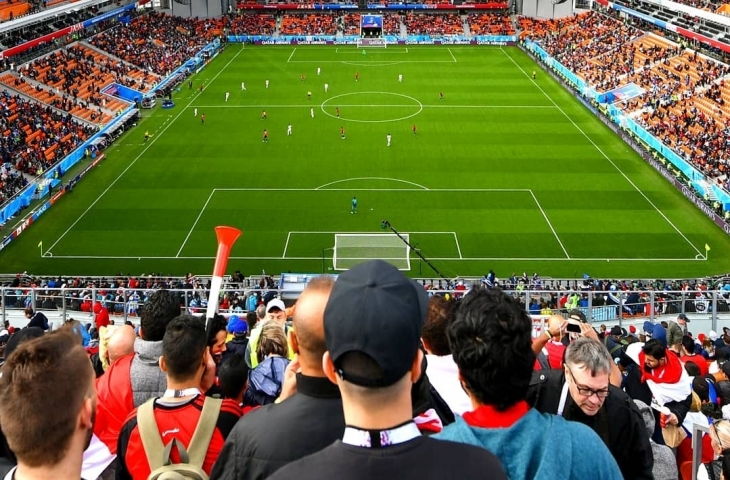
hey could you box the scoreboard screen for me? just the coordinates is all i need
[361,15,383,29]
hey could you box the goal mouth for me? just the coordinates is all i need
[357,38,387,48]
[333,233,409,271]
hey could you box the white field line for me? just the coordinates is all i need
[176,190,216,258]
[501,47,703,257]
[45,47,247,255]
[529,190,569,259]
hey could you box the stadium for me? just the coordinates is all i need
[1,0,730,477]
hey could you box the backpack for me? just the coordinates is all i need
[137,397,222,480]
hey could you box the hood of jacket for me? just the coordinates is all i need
[249,356,290,396]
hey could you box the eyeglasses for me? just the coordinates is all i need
[566,366,610,398]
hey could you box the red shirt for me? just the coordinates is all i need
[116,395,241,480]
[680,354,709,377]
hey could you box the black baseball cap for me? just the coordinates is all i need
[324,260,429,388]
[678,313,691,322]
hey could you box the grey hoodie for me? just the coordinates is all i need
[130,338,167,407]
[633,399,679,480]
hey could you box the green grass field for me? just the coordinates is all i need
[2,44,730,278]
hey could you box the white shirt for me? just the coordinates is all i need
[425,354,472,415]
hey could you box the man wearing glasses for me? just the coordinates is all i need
[528,337,654,480]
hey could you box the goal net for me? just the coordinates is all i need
[333,233,409,271]
[357,38,387,48]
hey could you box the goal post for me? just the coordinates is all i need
[332,233,410,271]
[357,38,387,48]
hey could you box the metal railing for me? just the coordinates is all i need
[3,286,730,331]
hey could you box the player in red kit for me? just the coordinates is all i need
[355,72,359,82]
[201,114,205,124]
[412,124,417,135]
[262,129,268,143]
[336,107,340,117]
[340,126,345,139]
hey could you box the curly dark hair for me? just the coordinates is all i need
[140,290,180,342]
[448,287,535,411]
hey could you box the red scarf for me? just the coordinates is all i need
[462,401,530,429]
[639,350,683,384]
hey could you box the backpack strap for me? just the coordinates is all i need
[186,397,222,467]
[137,399,167,472]
[536,351,550,370]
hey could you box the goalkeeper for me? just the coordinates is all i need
[351,196,358,214]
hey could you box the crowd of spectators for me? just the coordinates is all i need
[0,90,95,178]
[467,13,514,36]
[89,12,213,77]
[342,13,360,36]
[404,12,463,36]
[279,13,337,36]
[522,11,730,193]
[382,11,401,36]
[6,260,730,480]
[0,163,27,206]
[228,13,276,35]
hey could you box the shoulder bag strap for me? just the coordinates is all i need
[186,397,223,467]
[137,399,167,472]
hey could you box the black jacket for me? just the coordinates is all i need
[527,369,654,480]
[26,312,48,330]
[221,336,249,365]
[210,373,345,480]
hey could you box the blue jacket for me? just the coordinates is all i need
[435,409,623,480]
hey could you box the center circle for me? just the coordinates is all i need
[321,92,423,123]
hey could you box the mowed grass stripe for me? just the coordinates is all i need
[3,45,726,278]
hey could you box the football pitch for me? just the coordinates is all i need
[3,44,730,278]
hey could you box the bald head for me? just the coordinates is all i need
[547,315,565,339]
[106,325,136,365]
[291,277,335,375]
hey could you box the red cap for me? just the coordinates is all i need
[629,325,636,334]
[699,333,706,342]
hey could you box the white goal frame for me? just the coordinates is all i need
[357,38,387,48]
[333,233,409,270]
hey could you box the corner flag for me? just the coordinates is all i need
[705,244,711,252]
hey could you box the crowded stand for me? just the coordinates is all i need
[279,13,337,36]
[228,13,276,35]
[466,13,515,36]
[0,165,27,206]
[521,11,730,193]
[0,90,95,176]
[404,12,463,36]
[342,13,360,36]
[89,12,212,77]
[3,262,730,479]
[3,6,730,479]
[382,11,401,36]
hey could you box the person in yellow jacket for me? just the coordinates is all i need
[246,299,296,368]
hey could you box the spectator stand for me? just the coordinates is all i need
[0,12,222,250]
[521,11,730,210]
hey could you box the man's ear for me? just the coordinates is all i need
[289,329,300,355]
[80,396,94,430]
[159,355,167,373]
[410,349,423,383]
[323,351,338,386]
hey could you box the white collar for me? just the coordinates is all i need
[342,422,420,448]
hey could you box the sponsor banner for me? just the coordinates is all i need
[31,201,51,223]
[232,34,514,45]
[644,157,730,234]
[237,2,506,8]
